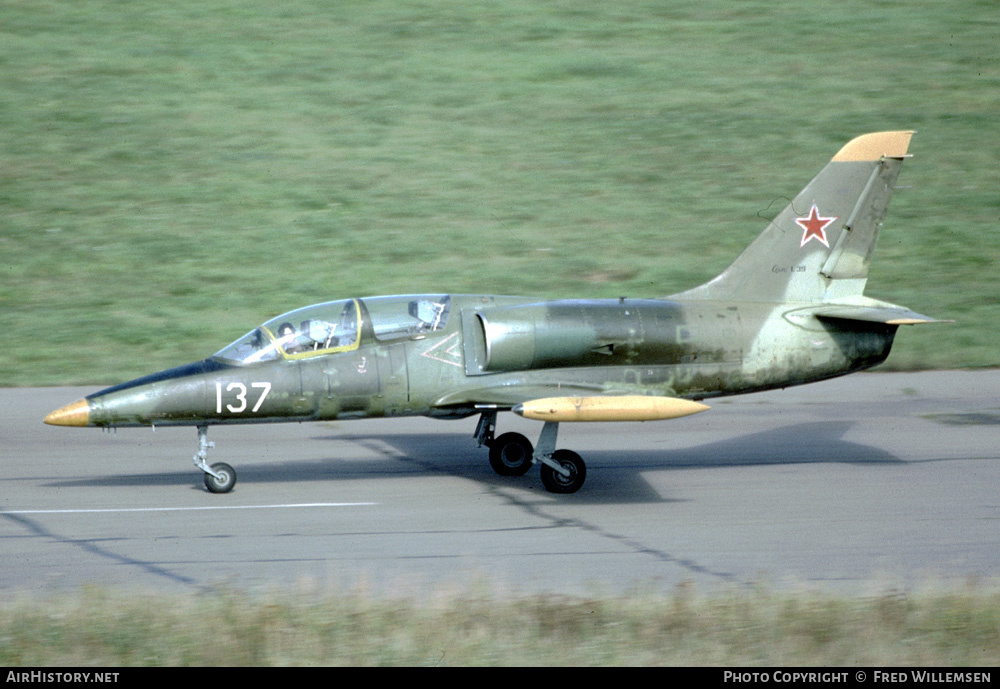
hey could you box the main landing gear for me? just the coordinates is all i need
[193,425,236,494]
[475,411,587,494]
[191,416,586,495]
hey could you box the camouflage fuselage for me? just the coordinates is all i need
[81,294,895,428]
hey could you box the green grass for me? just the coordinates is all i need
[2,582,999,666]
[3,0,998,385]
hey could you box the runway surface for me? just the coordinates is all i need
[3,371,999,596]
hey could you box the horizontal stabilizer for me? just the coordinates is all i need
[513,396,710,422]
[811,303,946,325]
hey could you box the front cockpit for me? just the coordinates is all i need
[212,295,451,366]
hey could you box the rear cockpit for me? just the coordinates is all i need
[212,295,451,365]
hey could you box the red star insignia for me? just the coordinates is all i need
[795,203,836,248]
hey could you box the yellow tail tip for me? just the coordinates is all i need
[832,131,914,162]
[44,399,90,427]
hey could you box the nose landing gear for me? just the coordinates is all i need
[193,425,236,493]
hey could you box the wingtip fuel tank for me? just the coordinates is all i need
[513,396,710,422]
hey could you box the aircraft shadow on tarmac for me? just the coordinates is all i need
[47,420,904,504]
[331,420,905,503]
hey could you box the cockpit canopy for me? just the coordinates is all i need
[213,295,451,366]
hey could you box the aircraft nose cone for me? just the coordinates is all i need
[44,399,91,427]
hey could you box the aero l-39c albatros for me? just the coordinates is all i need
[46,131,943,494]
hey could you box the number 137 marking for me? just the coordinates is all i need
[215,382,272,414]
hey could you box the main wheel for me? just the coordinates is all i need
[488,432,534,476]
[204,462,237,493]
[540,450,586,494]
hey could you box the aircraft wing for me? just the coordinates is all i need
[434,384,609,409]
[433,386,710,422]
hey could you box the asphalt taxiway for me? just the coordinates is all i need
[3,371,999,595]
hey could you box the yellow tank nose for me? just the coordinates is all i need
[43,399,91,427]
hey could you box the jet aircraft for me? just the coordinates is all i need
[46,131,941,494]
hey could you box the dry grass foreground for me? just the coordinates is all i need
[2,580,999,666]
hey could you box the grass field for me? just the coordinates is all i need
[2,583,999,666]
[3,0,998,386]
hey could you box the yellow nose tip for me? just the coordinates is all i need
[44,399,90,427]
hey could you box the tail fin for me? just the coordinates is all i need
[675,131,914,303]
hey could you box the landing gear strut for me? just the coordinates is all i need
[475,412,587,494]
[193,425,236,493]
[531,421,587,494]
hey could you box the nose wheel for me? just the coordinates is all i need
[193,426,237,493]
[204,462,236,493]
